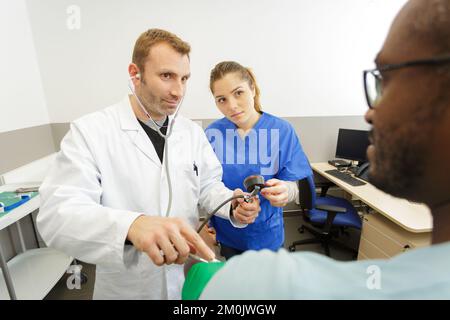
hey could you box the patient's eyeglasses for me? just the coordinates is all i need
[363,55,450,109]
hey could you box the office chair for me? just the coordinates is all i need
[288,175,362,258]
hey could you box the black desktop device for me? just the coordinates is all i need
[328,128,371,185]
[328,159,350,168]
[335,128,370,163]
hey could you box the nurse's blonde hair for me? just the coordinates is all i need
[210,61,262,113]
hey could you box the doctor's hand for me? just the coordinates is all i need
[260,179,289,207]
[231,188,261,224]
[126,216,215,266]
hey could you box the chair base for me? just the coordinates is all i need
[288,224,358,259]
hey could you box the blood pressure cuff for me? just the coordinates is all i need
[182,261,225,300]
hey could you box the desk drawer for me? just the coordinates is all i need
[360,219,406,257]
[358,235,390,260]
[359,212,431,259]
[363,212,431,249]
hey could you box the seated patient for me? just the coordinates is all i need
[183,0,450,299]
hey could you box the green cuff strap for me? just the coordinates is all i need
[182,261,225,300]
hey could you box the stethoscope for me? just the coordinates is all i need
[128,74,184,218]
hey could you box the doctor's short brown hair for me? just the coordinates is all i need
[132,28,191,72]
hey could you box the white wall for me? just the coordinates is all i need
[25,0,407,123]
[0,0,49,133]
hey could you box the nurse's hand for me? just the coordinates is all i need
[231,188,261,224]
[126,216,216,266]
[260,179,289,207]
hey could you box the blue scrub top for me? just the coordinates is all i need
[205,112,312,251]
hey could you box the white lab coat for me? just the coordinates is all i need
[37,96,244,299]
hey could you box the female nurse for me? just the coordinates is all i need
[205,61,312,260]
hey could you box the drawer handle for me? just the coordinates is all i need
[403,245,411,252]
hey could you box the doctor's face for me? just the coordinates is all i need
[212,72,258,128]
[136,42,191,120]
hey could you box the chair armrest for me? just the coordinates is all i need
[315,204,346,213]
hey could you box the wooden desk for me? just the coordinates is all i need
[0,183,72,300]
[312,163,432,260]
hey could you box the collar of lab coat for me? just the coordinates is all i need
[117,95,184,167]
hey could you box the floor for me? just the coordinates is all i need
[44,210,361,300]
[44,260,96,300]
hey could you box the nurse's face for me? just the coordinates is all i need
[212,72,258,128]
[135,42,191,120]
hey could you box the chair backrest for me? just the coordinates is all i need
[298,175,317,211]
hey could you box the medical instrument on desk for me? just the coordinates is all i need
[196,175,265,233]
[128,73,185,218]
[15,186,39,193]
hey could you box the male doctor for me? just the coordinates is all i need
[37,28,260,300]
